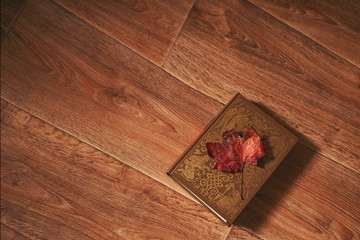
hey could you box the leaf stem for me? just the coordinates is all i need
[240,164,245,200]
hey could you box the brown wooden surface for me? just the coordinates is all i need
[1,0,223,200]
[1,223,29,240]
[163,0,360,173]
[1,0,25,32]
[52,0,194,65]
[248,0,360,67]
[1,100,231,239]
[228,143,360,239]
[1,0,25,43]
[1,0,360,238]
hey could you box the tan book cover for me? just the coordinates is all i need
[167,92,298,225]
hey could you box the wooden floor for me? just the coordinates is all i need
[1,0,359,239]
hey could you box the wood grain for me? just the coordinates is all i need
[1,223,29,240]
[163,0,360,172]
[248,0,360,67]
[1,100,232,239]
[52,0,194,65]
[1,0,25,32]
[1,0,25,44]
[1,27,7,45]
[226,227,261,240]
[2,200,94,239]
[227,143,360,239]
[1,0,224,200]
[2,0,360,238]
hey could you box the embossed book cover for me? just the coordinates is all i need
[167,92,298,225]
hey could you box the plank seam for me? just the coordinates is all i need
[31,1,360,174]
[161,66,360,175]
[0,221,31,240]
[3,0,29,36]
[246,0,360,70]
[1,199,96,240]
[47,0,227,125]
[225,226,265,240]
[161,0,195,67]
[48,0,181,68]
[0,98,204,204]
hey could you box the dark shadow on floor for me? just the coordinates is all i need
[232,102,318,232]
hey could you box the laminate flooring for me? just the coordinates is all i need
[1,0,359,239]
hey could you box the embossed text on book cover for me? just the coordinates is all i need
[167,92,298,225]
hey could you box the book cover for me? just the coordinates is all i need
[167,92,298,225]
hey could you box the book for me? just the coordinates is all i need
[167,92,298,226]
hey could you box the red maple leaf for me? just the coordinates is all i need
[206,127,265,174]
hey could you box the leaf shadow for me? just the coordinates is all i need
[256,134,273,169]
[232,102,318,232]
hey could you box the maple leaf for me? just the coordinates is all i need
[206,127,265,174]
[206,127,265,200]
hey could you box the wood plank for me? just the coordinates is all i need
[163,0,360,172]
[1,0,225,200]
[1,200,94,239]
[227,143,360,239]
[1,223,29,240]
[1,0,25,44]
[226,227,262,240]
[1,27,7,45]
[248,0,360,67]
[1,0,25,32]
[1,100,232,239]
[52,0,194,65]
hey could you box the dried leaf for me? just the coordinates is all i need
[206,127,265,174]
